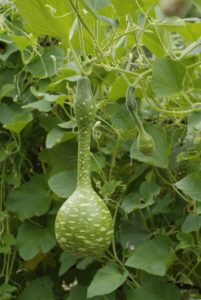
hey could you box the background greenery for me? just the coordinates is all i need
[0,0,201,299]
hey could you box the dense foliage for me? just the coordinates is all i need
[0,0,201,299]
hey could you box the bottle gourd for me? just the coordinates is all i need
[55,77,113,257]
[126,85,154,156]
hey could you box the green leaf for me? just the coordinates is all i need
[152,193,173,215]
[0,284,17,300]
[40,140,77,173]
[87,263,128,298]
[97,15,118,27]
[122,181,160,213]
[67,285,115,300]
[26,46,64,78]
[79,1,118,27]
[142,26,170,57]
[46,127,76,149]
[11,34,36,51]
[188,112,201,132]
[182,214,201,233]
[192,0,201,10]
[0,84,14,101]
[175,171,201,202]
[23,100,52,112]
[3,113,33,134]
[151,58,186,96]
[105,103,134,130]
[6,176,51,220]
[0,102,31,133]
[16,222,56,260]
[0,233,16,254]
[176,232,194,249]
[125,277,180,300]
[0,149,9,162]
[12,0,73,42]
[125,236,175,276]
[108,76,128,101]
[80,0,111,13]
[76,257,94,270]
[119,215,151,249]
[59,251,78,276]
[0,103,14,124]
[101,180,121,197]
[0,69,14,88]
[0,42,17,61]
[122,193,154,213]
[48,170,77,198]
[130,125,171,169]
[140,181,161,201]
[111,0,139,16]
[19,277,55,300]
[67,286,87,300]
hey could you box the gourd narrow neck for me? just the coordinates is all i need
[126,85,145,135]
[75,77,96,188]
[77,126,92,187]
[131,111,145,135]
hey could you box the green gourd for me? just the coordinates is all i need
[126,85,154,156]
[55,77,113,257]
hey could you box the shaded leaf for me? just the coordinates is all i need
[76,257,94,270]
[48,170,77,198]
[26,46,64,78]
[176,232,194,249]
[0,284,17,300]
[7,176,51,220]
[175,171,201,202]
[59,251,78,276]
[182,214,201,232]
[87,263,128,297]
[16,222,56,260]
[125,236,175,276]
[125,275,180,300]
[46,127,76,149]
[119,215,151,249]
[19,277,55,300]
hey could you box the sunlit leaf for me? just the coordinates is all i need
[12,0,73,42]
[151,58,186,96]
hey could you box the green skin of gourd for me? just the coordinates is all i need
[126,85,154,157]
[55,77,113,257]
[137,130,154,156]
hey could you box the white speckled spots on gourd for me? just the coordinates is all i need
[55,188,113,256]
[55,77,113,257]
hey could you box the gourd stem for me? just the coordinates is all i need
[131,111,145,135]
[77,126,91,188]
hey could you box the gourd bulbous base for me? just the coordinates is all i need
[55,187,113,257]
[137,131,154,156]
